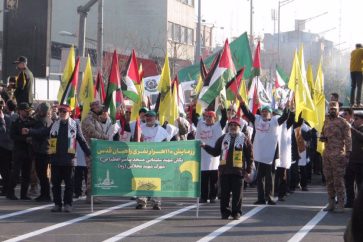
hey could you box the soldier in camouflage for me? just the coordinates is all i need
[320,101,352,213]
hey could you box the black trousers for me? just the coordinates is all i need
[74,166,88,196]
[289,161,299,190]
[201,170,218,201]
[299,165,308,188]
[350,71,363,105]
[220,174,243,217]
[51,165,74,207]
[34,153,50,197]
[274,167,287,198]
[8,150,32,197]
[0,147,12,195]
[345,162,363,205]
[256,162,274,202]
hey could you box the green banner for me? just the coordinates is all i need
[91,139,201,198]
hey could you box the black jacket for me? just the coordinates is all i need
[10,115,35,152]
[350,124,363,163]
[14,67,34,105]
[28,115,53,155]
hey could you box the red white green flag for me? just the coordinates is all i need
[60,57,80,110]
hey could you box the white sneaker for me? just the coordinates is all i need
[63,204,72,213]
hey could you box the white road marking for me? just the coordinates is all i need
[0,198,83,221]
[102,204,197,242]
[196,205,266,242]
[0,204,53,220]
[287,207,328,242]
[3,201,135,242]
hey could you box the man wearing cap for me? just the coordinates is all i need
[136,110,169,210]
[13,56,34,105]
[238,94,290,205]
[196,107,227,203]
[81,100,109,203]
[344,111,363,208]
[201,118,253,220]
[320,101,352,212]
[7,102,35,200]
[21,102,53,202]
[49,104,90,212]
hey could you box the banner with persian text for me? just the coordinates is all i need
[91,139,201,198]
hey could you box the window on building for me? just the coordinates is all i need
[167,22,173,40]
[169,22,194,45]
[174,24,181,43]
[187,28,194,45]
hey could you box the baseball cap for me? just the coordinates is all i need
[13,56,28,64]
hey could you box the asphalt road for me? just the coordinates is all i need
[0,176,351,242]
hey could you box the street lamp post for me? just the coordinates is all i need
[194,0,201,64]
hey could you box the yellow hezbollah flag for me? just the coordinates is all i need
[288,50,317,127]
[57,46,75,102]
[79,55,94,118]
[306,63,314,97]
[158,54,173,124]
[314,58,326,154]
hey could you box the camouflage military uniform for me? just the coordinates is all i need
[81,112,108,200]
[321,115,352,209]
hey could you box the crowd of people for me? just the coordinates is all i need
[0,54,362,238]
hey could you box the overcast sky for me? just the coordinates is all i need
[201,0,362,51]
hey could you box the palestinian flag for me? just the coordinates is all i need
[105,50,122,123]
[94,71,106,103]
[275,65,288,88]
[226,67,245,100]
[251,41,261,77]
[122,49,140,102]
[60,57,80,110]
[198,39,236,105]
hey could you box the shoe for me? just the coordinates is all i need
[6,194,18,200]
[20,196,32,200]
[254,200,266,205]
[51,205,62,212]
[35,195,51,202]
[63,204,73,213]
[267,200,276,205]
[221,214,230,220]
[152,204,161,210]
[232,213,241,220]
[334,207,344,213]
[199,199,208,203]
[73,194,80,199]
[323,199,335,212]
[209,199,216,204]
[135,204,146,209]
[301,187,309,191]
[278,197,285,202]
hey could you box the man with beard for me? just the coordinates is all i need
[320,101,352,212]
[22,103,53,202]
[201,118,253,220]
[49,104,90,212]
[81,101,109,203]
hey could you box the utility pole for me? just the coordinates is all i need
[97,0,104,72]
[77,0,98,57]
[194,0,201,64]
[249,0,254,49]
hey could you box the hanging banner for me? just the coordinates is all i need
[91,139,201,198]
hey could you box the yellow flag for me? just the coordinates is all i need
[306,63,314,96]
[288,50,317,127]
[314,58,326,154]
[79,55,94,118]
[195,75,203,95]
[170,81,179,124]
[158,54,173,124]
[57,46,75,102]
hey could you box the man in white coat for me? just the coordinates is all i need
[239,95,290,205]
